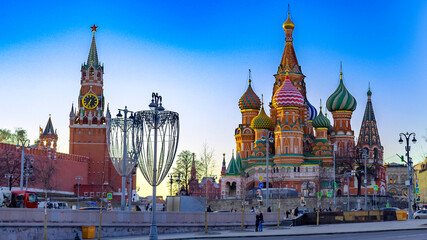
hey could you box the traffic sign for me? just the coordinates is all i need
[317,192,322,199]
[259,176,263,181]
[373,185,378,191]
[386,203,390,208]
[334,182,338,189]
[258,182,264,188]
[416,187,420,194]
[107,193,113,200]
[327,191,332,197]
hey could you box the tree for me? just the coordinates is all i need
[171,150,203,194]
[199,143,216,178]
[336,150,380,196]
[0,147,21,190]
[0,128,28,144]
[35,156,57,193]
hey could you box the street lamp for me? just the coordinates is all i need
[107,106,136,211]
[16,138,31,190]
[24,157,34,190]
[75,176,83,209]
[167,173,182,196]
[133,93,179,240]
[362,149,369,210]
[399,132,416,219]
[128,150,138,211]
[261,132,274,212]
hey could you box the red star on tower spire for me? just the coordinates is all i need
[90,24,98,32]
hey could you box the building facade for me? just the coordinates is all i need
[220,12,386,199]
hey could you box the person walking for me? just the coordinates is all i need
[258,212,264,232]
[267,206,271,212]
[294,207,299,217]
[255,212,260,232]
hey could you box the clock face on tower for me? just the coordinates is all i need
[82,93,99,109]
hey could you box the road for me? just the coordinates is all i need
[199,229,427,240]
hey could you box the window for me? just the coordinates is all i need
[96,192,100,197]
[90,192,94,197]
[313,167,315,172]
[84,192,88,197]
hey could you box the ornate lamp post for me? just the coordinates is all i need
[107,106,136,211]
[16,139,31,190]
[133,93,179,240]
[399,132,416,219]
[167,173,182,196]
[261,132,274,212]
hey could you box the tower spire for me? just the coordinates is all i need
[87,24,99,66]
[340,61,343,80]
[249,69,252,86]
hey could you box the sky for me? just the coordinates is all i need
[1,1,427,198]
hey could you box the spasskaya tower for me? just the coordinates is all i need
[69,25,122,196]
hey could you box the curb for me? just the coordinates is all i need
[161,226,427,239]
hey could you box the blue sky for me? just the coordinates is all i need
[1,1,427,196]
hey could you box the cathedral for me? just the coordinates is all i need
[220,12,386,199]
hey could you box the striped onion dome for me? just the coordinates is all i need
[251,105,274,130]
[312,107,330,129]
[326,72,357,112]
[239,79,261,110]
[306,98,317,121]
[273,74,304,108]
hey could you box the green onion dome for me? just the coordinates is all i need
[251,105,274,130]
[239,79,261,110]
[326,72,357,112]
[312,106,330,129]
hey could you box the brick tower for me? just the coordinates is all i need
[69,25,120,195]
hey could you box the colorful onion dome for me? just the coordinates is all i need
[306,98,317,121]
[251,104,274,130]
[283,12,295,30]
[312,106,330,129]
[273,74,304,108]
[239,78,261,111]
[326,71,357,112]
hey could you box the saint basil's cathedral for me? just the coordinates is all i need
[220,12,386,198]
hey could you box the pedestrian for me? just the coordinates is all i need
[255,212,260,232]
[259,212,264,232]
[135,205,141,211]
[267,206,271,212]
[251,206,255,212]
[207,205,212,212]
[294,207,299,216]
[145,204,149,211]
[286,210,289,219]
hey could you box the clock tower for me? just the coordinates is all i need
[69,25,121,194]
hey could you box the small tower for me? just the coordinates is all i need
[326,63,357,158]
[221,153,226,175]
[250,101,274,164]
[39,115,58,151]
[272,71,305,165]
[356,87,386,194]
[236,69,260,163]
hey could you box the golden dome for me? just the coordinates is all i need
[251,105,274,130]
[283,12,295,30]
